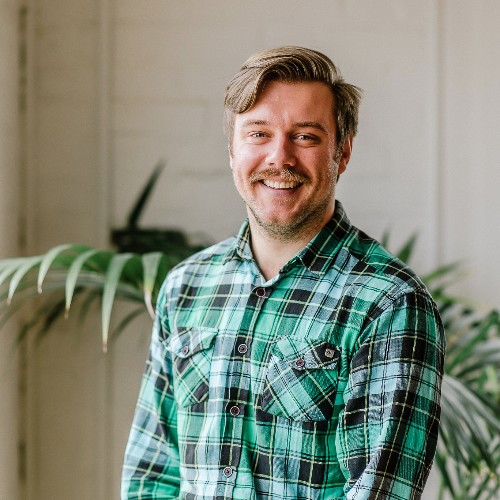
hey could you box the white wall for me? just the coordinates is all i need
[441,0,500,308]
[22,1,112,498]
[0,0,20,498]
[22,1,500,499]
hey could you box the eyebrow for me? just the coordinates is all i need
[240,119,270,128]
[294,122,328,133]
[240,119,327,133]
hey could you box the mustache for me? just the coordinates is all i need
[249,168,309,184]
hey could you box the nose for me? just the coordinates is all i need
[265,135,296,168]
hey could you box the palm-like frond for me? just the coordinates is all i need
[0,244,181,351]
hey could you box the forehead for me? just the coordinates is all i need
[236,80,336,129]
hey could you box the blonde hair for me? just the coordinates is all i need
[224,46,362,147]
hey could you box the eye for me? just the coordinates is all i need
[246,131,270,143]
[295,134,319,143]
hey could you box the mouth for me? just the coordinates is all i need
[261,179,301,190]
[250,168,307,191]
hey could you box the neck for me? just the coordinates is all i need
[248,216,329,281]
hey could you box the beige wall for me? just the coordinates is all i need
[22,1,111,498]
[18,1,500,499]
[441,1,500,307]
[0,0,20,498]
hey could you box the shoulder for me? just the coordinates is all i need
[154,236,238,330]
[158,236,236,294]
[336,227,444,356]
[338,226,433,313]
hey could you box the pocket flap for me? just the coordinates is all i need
[272,337,340,370]
[167,326,218,359]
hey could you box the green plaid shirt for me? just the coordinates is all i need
[122,201,445,500]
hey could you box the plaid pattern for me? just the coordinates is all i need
[122,201,445,500]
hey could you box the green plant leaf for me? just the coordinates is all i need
[453,339,500,380]
[0,259,27,288]
[7,256,42,304]
[141,252,165,318]
[434,451,456,499]
[443,404,478,458]
[101,253,135,352]
[37,244,87,293]
[447,311,499,373]
[394,232,417,263]
[442,374,500,472]
[421,261,462,287]
[380,230,390,249]
[65,249,108,313]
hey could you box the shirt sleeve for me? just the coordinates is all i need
[335,289,445,500]
[121,289,180,499]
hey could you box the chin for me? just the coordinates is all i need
[255,216,308,237]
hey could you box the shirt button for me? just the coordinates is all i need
[255,287,266,297]
[229,405,241,417]
[237,343,248,354]
[325,348,335,359]
[295,358,305,368]
[181,345,189,355]
[223,466,233,477]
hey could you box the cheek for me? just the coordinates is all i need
[307,151,335,174]
[231,150,260,177]
[231,162,247,188]
[232,140,266,161]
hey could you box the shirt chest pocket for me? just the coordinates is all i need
[260,337,341,422]
[167,326,218,408]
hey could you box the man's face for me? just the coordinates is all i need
[230,80,351,241]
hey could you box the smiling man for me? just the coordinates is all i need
[122,47,445,500]
[229,78,350,281]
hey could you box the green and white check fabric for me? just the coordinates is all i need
[122,201,445,500]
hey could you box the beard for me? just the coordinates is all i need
[247,195,334,241]
[247,163,338,242]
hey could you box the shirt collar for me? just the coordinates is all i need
[223,200,352,274]
[222,219,253,264]
[296,200,352,275]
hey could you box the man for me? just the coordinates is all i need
[122,46,445,499]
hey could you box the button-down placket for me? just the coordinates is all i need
[218,281,274,484]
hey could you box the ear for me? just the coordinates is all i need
[337,135,353,176]
[228,144,234,169]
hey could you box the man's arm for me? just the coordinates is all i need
[336,289,445,500]
[121,297,180,499]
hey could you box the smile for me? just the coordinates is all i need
[262,180,301,189]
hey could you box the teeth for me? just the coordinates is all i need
[262,180,300,189]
